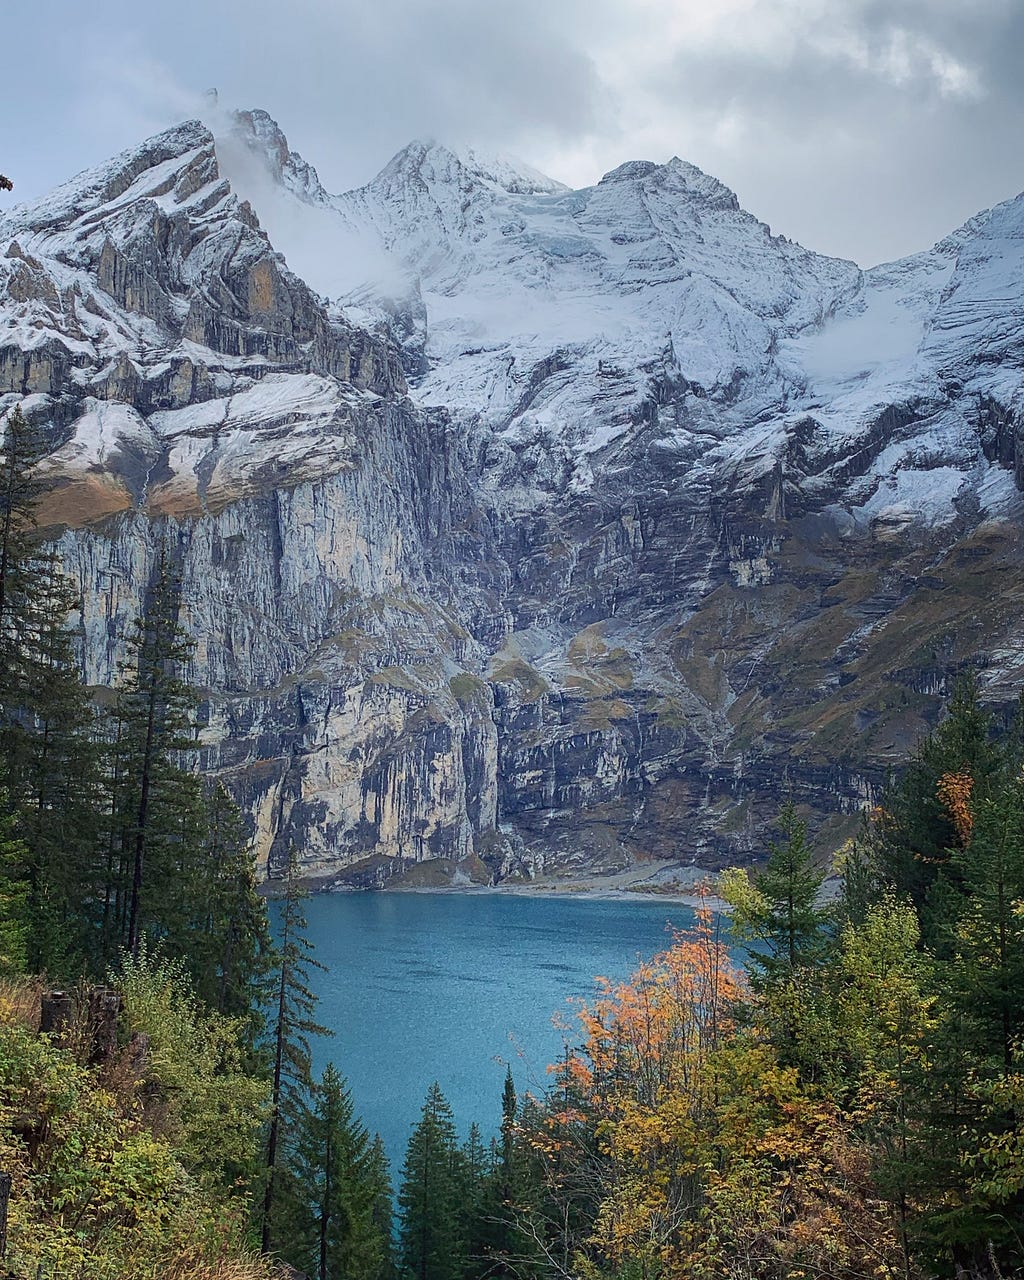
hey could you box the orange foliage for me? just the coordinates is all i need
[937,770,974,847]
[559,903,743,1116]
[525,902,910,1279]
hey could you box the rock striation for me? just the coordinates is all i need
[2,111,1024,882]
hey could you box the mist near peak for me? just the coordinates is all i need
[211,114,410,305]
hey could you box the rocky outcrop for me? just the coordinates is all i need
[3,114,1024,884]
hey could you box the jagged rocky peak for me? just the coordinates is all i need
[0,113,408,529]
[216,107,333,206]
[0,121,221,242]
[599,155,740,212]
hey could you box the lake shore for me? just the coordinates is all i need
[266,858,728,910]
[383,882,728,909]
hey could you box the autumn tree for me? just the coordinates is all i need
[521,902,908,1280]
[836,893,936,1274]
[525,903,744,1277]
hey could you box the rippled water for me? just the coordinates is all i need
[294,890,710,1175]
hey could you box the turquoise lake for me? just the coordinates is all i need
[297,890,712,1178]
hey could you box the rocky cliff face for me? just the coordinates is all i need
[2,112,1023,882]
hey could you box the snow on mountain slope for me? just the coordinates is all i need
[5,109,1024,880]
[329,140,863,476]
[0,119,404,522]
[214,110,1024,529]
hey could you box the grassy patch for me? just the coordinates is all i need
[449,672,490,706]
[490,656,550,702]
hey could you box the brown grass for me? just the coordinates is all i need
[135,1246,283,1280]
[0,974,42,1030]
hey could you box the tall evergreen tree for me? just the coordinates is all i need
[260,851,327,1254]
[0,404,46,702]
[367,1135,396,1280]
[398,1083,465,1280]
[459,1122,492,1280]
[0,788,29,972]
[914,768,1024,1270]
[721,801,829,988]
[17,558,101,973]
[874,672,1000,942]
[720,802,833,1078]
[949,776,1024,1073]
[194,782,273,1027]
[0,404,100,973]
[103,548,198,960]
[288,1062,393,1280]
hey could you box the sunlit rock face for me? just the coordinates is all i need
[2,111,1024,881]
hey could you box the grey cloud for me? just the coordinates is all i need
[196,0,610,190]
[637,0,1024,261]
[1,0,1021,268]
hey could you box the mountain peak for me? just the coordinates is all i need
[216,108,330,205]
[456,147,568,196]
[0,120,217,239]
[599,155,739,212]
[370,139,566,197]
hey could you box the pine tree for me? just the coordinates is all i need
[288,1062,392,1280]
[0,405,46,705]
[103,548,198,960]
[194,782,273,1028]
[459,1122,492,1280]
[398,1082,466,1280]
[918,769,1024,1268]
[0,404,101,973]
[17,558,101,973]
[948,778,1024,1072]
[260,850,328,1254]
[720,802,833,1078]
[832,820,882,933]
[721,801,829,989]
[874,672,1000,943]
[367,1135,396,1280]
[0,789,29,971]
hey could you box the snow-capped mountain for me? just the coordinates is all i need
[2,110,1023,880]
[215,110,1024,533]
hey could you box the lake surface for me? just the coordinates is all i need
[295,890,709,1178]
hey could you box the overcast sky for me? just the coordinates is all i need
[3,0,1022,266]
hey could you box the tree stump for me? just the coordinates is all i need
[40,991,75,1042]
[87,988,122,1064]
